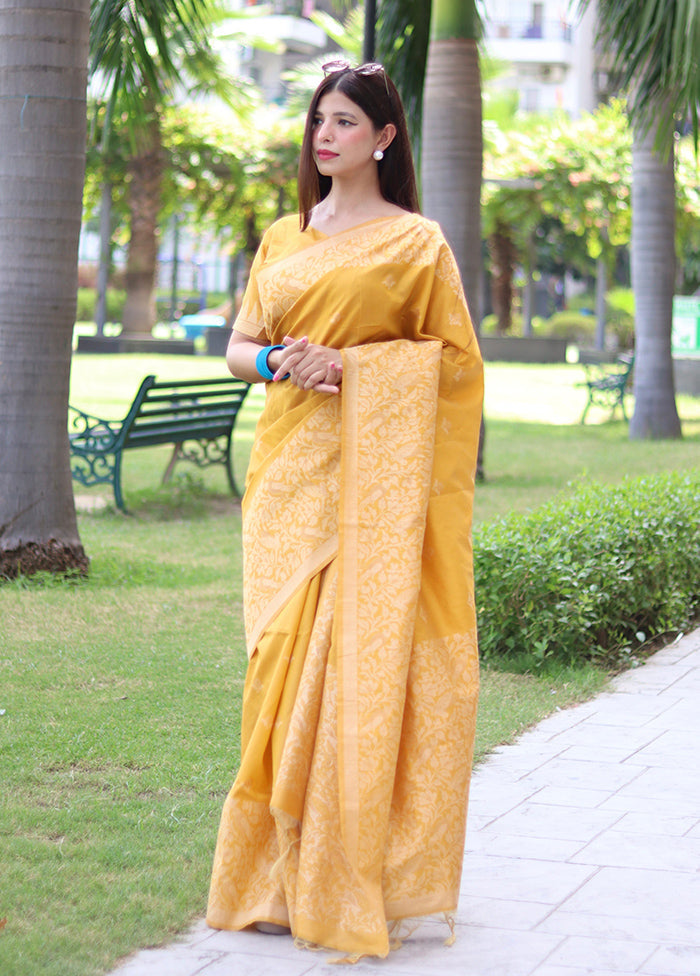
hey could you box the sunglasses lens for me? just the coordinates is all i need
[322,59,351,75]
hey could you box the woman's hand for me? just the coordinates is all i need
[272,336,343,394]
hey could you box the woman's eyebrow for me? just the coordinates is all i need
[315,110,359,121]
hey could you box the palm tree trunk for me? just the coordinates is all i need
[422,1,482,323]
[121,114,163,335]
[595,257,607,351]
[629,122,681,438]
[522,277,533,336]
[363,0,376,61]
[422,0,484,478]
[95,182,112,335]
[488,224,516,333]
[0,1,90,576]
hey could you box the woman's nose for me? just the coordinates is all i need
[317,119,332,141]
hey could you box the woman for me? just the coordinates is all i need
[207,61,483,961]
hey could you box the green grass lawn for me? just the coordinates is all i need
[66,353,700,524]
[0,353,698,975]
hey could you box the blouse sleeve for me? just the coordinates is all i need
[232,230,272,342]
[417,241,478,353]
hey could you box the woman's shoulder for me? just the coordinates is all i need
[381,211,446,250]
[261,213,301,244]
[390,213,453,263]
[399,212,447,242]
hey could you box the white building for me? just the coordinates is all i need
[231,1,604,121]
[224,0,335,104]
[483,0,600,118]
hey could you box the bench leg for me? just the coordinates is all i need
[161,444,181,484]
[580,393,592,424]
[619,391,628,421]
[113,452,127,512]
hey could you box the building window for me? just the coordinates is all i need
[523,87,539,112]
[524,2,544,38]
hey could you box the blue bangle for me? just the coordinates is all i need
[255,344,289,381]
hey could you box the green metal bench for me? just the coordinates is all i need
[579,352,634,423]
[68,375,250,510]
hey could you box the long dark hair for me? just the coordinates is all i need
[298,63,420,230]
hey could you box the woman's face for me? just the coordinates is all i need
[311,90,391,178]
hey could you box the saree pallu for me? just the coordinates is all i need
[207,215,482,959]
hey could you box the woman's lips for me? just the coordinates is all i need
[316,150,339,160]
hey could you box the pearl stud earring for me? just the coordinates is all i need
[373,149,384,161]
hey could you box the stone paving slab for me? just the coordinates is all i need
[108,627,700,976]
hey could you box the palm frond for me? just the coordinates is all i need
[90,0,224,113]
[89,0,254,147]
[375,0,431,152]
[578,0,700,147]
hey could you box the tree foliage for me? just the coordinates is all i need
[482,100,700,332]
[84,102,301,261]
[483,101,632,278]
[87,0,255,332]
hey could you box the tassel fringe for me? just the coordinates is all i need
[291,912,457,962]
[443,912,457,947]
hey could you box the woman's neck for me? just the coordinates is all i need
[316,175,384,221]
[310,177,405,234]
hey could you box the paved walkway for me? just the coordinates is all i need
[110,627,700,976]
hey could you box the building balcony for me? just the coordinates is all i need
[233,13,327,55]
[485,18,574,66]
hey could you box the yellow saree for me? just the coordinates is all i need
[207,213,483,959]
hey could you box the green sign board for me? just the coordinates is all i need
[672,296,700,357]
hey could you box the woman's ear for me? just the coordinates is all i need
[376,123,397,152]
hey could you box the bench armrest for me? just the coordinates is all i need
[68,405,122,453]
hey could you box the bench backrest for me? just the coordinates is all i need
[120,375,250,449]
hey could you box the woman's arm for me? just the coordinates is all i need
[225,331,272,384]
[226,330,343,394]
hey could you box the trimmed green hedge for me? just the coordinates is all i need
[545,311,597,345]
[478,297,634,350]
[76,287,126,323]
[474,471,699,669]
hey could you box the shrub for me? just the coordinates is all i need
[76,287,95,321]
[606,306,635,350]
[480,313,507,334]
[544,311,597,345]
[567,292,595,314]
[549,290,635,351]
[606,287,634,317]
[76,287,126,324]
[474,471,699,670]
[480,313,547,336]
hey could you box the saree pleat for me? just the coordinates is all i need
[207,214,483,959]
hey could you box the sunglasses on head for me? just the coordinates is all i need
[321,60,386,78]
